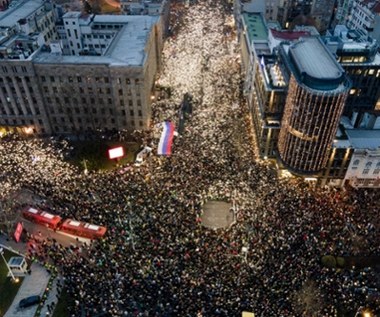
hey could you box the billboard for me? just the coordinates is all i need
[14,222,23,243]
[108,146,124,159]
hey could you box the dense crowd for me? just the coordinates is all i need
[0,1,379,316]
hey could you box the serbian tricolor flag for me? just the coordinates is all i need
[158,121,175,155]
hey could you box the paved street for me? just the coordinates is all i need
[4,262,49,317]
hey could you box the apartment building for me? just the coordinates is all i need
[347,0,380,44]
[324,26,380,121]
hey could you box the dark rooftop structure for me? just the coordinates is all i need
[287,37,347,90]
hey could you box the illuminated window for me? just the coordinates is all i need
[350,89,356,95]
[368,69,375,75]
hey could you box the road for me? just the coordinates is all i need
[21,219,91,248]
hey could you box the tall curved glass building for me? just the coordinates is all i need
[278,37,350,174]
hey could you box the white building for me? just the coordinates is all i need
[347,0,380,44]
[344,129,380,188]
[120,0,170,35]
[0,0,56,59]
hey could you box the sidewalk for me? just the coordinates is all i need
[0,234,62,317]
[4,262,50,317]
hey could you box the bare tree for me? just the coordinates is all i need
[292,280,325,317]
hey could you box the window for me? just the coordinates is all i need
[363,169,369,175]
[353,159,360,166]
[365,162,372,168]
[130,110,134,116]
[138,110,142,117]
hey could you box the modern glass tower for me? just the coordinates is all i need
[278,37,351,174]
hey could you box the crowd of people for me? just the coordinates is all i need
[0,1,379,316]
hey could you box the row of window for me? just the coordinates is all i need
[52,119,144,133]
[0,118,43,125]
[40,75,141,86]
[47,106,143,117]
[352,160,380,167]
[1,66,29,74]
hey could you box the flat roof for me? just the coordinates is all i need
[33,15,159,67]
[242,13,268,43]
[289,37,343,81]
[346,129,380,149]
[0,0,44,28]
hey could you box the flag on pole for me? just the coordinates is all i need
[158,121,175,155]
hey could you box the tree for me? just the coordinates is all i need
[83,0,92,14]
[292,280,325,317]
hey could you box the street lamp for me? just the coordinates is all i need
[355,307,372,317]
[0,247,18,283]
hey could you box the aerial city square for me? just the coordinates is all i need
[0,0,379,316]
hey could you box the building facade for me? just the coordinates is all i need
[0,11,163,135]
[309,0,335,32]
[343,129,380,188]
[324,26,380,122]
[0,0,56,59]
[120,0,170,36]
[333,0,354,27]
[278,37,350,174]
[347,0,380,44]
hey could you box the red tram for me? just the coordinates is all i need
[60,219,107,239]
[22,207,62,230]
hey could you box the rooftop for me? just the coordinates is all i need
[346,129,380,149]
[290,37,343,80]
[33,15,159,67]
[287,37,348,90]
[242,12,268,43]
[0,0,45,28]
[8,256,25,267]
[270,28,311,41]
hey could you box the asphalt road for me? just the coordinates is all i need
[21,219,91,248]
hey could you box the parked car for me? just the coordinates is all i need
[19,295,40,309]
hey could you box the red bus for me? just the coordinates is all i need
[22,207,62,230]
[60,219,107,239]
